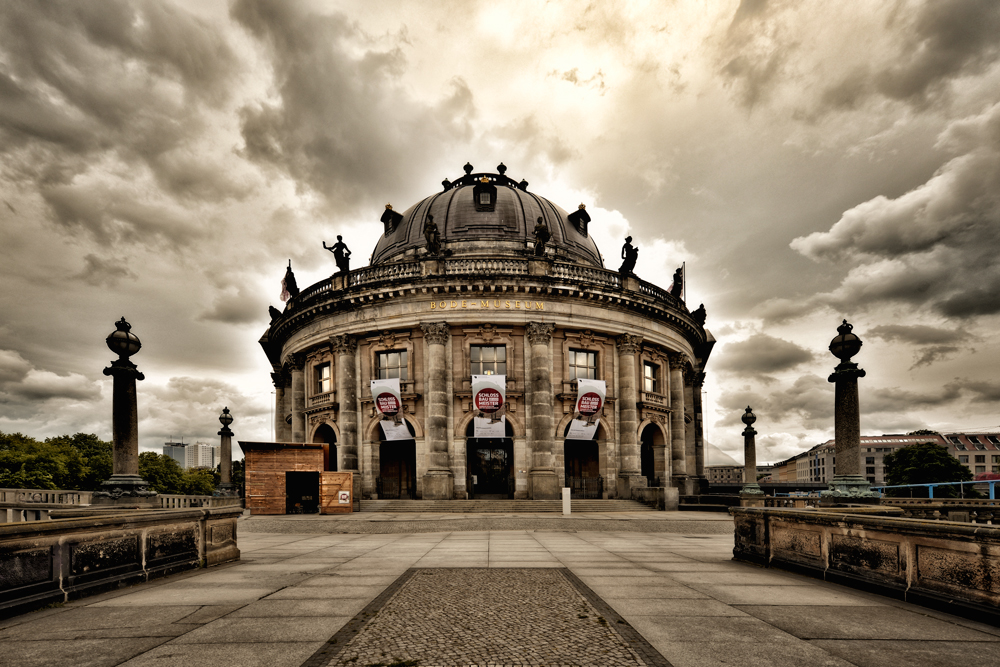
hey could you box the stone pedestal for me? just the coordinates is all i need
[528,258,551,276]
[94,348,156,507]
[422,472,455,500]
[529,469,560,500]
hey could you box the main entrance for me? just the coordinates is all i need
[466,421,514,499]
[378,440,417,499]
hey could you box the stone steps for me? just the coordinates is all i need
[358,499,657,513]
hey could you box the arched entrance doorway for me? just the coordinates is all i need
[466,420,514,499]
[564,423,602,499]
[640,423,665,486]
[377,420,416,499]
[312,424,337,471]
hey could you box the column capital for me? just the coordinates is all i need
[103,358,145,381]
[331,334,357,355]
[828,362,866,383]
[526,321,555,346]
[692,371,706,387]
[285,352,306,371]
[420,322,450,346]
[668,353,690,371]
[615,333,643,355]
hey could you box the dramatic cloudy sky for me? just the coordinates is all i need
[2,0,1000,465]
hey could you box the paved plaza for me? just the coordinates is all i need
[1,511,998,667]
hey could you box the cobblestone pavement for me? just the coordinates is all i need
[312,568,663,667]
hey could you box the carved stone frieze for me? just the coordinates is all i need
[421,322,450,345]
[331,334,357,355]
[526,321,555,345]
[615,333,642,355]
[478,324,498,342]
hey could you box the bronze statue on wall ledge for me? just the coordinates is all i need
[619,236,638,276]
[669,267,683,298]
[692,304,706,325]
[424,214,442,255]
[324,235,352,273]
[533,217,550,257]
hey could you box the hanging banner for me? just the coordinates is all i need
[371,378,409,440]
[472,374,506,438]
[566,378,606,440]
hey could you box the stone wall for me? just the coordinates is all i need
[731,507,1000,624]
[0,507,240,618]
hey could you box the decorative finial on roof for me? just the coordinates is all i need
[497,162,507,175]
[385,203,393,210]
[578,203,586,210]
[480,176,490,184]
[463,162,473,175]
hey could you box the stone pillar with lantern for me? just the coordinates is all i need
[217,406,240,496]
[93,317,157,507]
[740,406,764,506]
[821,320,880,503]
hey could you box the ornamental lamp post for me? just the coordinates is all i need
[217,406,237,495]
[740,406,765,506]
[93,317,157,506]
[821,319,879,503]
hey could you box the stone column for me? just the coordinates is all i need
[288,354,306,443]
[822,320,878,502]
[616,333,646,499]
[332,335,359,475]
[669,355,688,490]
[219,410,233,485]
[94,318,155,506]
[740,406,764,505]
[527,322,558,499]
[271,372,290,442]
[692,371,706,482]
[420,322,454,499]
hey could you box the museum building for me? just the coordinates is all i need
[255,163,714,509]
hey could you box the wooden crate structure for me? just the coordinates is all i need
[241,442,352,515]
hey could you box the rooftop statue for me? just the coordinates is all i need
[280,261,299,302]
[619,236,638,276]
[692,303,706,325]
[323,235,352,274]
[533,217,550,257]
[669,267,683,298]
[424,214,442,255]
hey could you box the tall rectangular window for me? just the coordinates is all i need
[470,345,505,375]
[643,361,659,393]
[315,363,331,394]
[377,350,408,380]
[975,455,986,463]
[568,350,597,380]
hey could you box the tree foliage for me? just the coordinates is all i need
[883,442,974,498]
[0,431,217,495]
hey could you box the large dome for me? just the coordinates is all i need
[371,163,604,267]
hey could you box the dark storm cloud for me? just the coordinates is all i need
[0,0,244,241]
[945,378,1000,403]
[76,253,138,288]
[865,384,963,413]
[198,285,268,326]
[717,374,833,429]
[714,333,814,380]
[868,324,972,346]
[720,0,788,110]
[824,0,1000,109]
[231,0,475,214]
[789,102,1000,319]
[0,349,101,404]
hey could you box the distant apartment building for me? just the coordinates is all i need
[773,432,1000,486]
[162,441,221,470]
[707,465,743,484]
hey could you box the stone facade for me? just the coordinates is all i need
[259,165,714,501]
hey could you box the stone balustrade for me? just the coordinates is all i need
[1,506,241,618]
[731,506,1000,625]
[0,488,93,505]
[158,495,244,509]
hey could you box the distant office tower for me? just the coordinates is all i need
[163,442,187,468]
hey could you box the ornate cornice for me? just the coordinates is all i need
[331,334,357,355]
[615,333,643,355]
[526,322,555,346]
[420,322,450,345]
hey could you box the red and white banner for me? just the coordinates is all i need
[371,378,409,440]
[472,374,506,438]
[566,378,605,440]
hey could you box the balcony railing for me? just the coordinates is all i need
[445,258,528,276]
